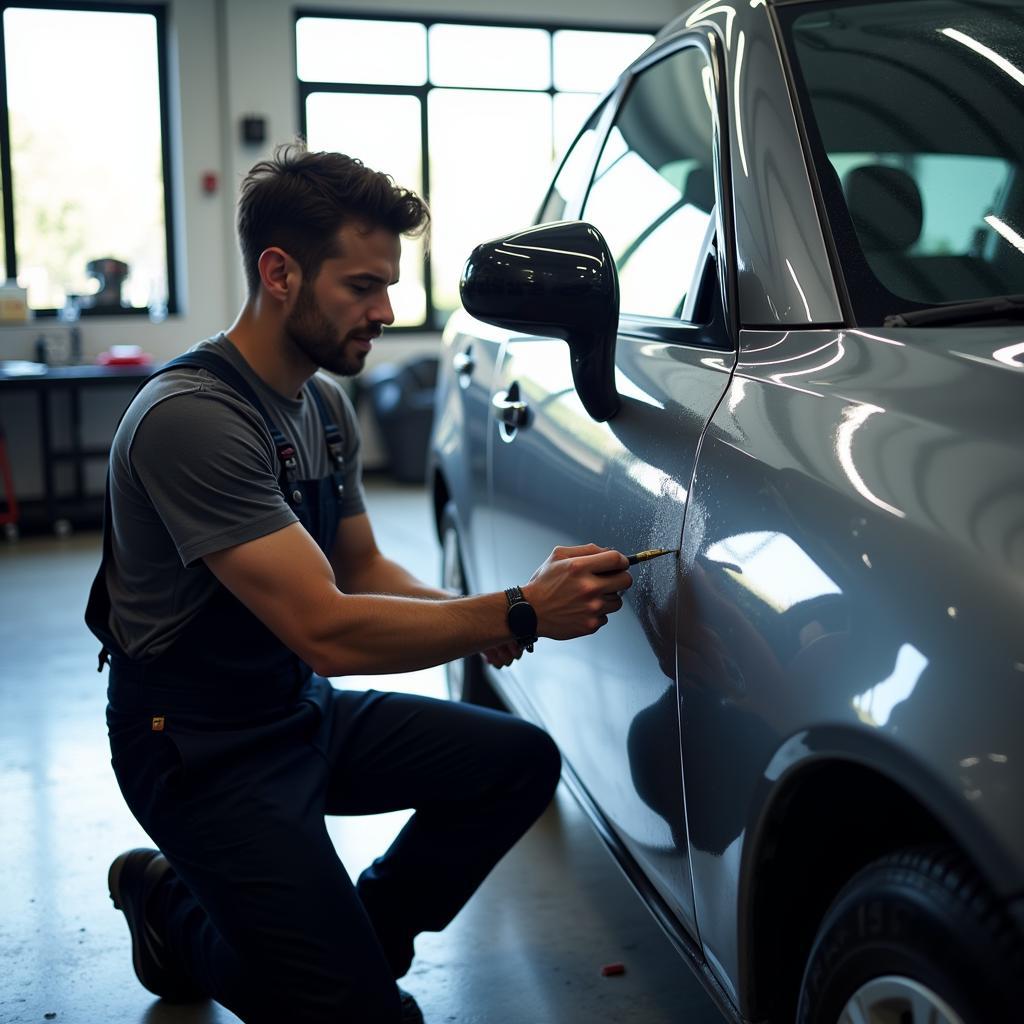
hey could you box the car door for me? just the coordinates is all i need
[488,40,736,931]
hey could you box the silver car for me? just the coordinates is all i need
[429,0,1024,1021]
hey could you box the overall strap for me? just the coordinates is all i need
[305,376,346,495]
[84,465,122,667]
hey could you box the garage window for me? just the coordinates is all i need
[0,4,175,316]
[296,13,655,329]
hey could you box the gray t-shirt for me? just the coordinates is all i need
[104,333,365,660]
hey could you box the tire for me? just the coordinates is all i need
[797,846,1024,1024]
[439,502,503,709]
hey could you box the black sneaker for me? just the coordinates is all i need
[108,848,204,1002]
[399,987,424,1023]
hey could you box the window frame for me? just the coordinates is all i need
[295,8,661,332]
[0,0,178,318]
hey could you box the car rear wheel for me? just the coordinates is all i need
[440,502,503,708]
[797,847,1024,1024]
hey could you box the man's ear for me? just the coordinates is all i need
[257,247,301,305]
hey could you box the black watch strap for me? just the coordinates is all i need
[504,585,537,653]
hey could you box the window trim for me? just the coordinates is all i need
[0,0,178,318]
[295,8,661,332]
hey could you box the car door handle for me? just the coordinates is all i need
[453,349,475,377]
[492,389,529,428]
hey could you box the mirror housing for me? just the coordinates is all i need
[459,221,620,422]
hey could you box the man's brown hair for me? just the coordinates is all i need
[237,142,430,297]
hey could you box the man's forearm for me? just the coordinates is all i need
[340,552,453,601]
[307,590,510,677]
[210,527,630,679]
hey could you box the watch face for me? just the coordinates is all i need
[508,600,538,640]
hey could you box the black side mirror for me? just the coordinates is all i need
[459,221,620,422]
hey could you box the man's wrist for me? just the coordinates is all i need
[505,584,538,652]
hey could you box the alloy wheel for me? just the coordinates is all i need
[838,976,964,1024]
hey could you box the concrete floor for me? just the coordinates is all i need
[0,478,723,1024]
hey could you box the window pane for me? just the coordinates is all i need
[829,152,1010,256]
[553,30,654,93]
[583,49,716,319]
[5,8,167,311]
[305,93,426,326]
[429,90,553,314]
[297,18,426,85]
[429,25,550,89]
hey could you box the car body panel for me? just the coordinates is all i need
[677,325,1024,995]
[486,322,735,931]
[434,312,510,595]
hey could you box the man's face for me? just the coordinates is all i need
[285,222,400,377]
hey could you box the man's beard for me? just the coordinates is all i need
[285,282,369,377]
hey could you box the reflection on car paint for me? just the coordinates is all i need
[834,403,906,520]
[705,531,841,613]
[852,643,928,728]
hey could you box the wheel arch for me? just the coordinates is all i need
[738,741,987,1022]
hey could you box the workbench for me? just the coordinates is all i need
[0,362,156,533]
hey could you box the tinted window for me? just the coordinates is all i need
[582,47,716,320]
[783,0,1024,319]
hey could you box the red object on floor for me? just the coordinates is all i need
[0,425,19,528]
[600,962,626,977]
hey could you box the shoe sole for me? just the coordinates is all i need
[108,848,203,1002]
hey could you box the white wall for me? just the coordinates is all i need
[0,0,683,499]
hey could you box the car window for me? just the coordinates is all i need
[781,0,1024,320]
[581,46,716,321]
[828,153,1011,262]
[538,101,606,225]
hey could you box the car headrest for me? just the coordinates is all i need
[845,165,923,252]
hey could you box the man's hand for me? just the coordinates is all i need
[522,544,632,641]
[483,641,524,669]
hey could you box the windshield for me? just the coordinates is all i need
[780,0,1024,324]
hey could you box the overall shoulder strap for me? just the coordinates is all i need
[305,376,345,472]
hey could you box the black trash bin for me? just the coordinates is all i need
[364,356,439,483]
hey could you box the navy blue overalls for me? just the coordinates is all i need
[85,351,561,1024]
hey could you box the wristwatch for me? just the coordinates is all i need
[504,585,538,653]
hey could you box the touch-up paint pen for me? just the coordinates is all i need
[626,548,678,566]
